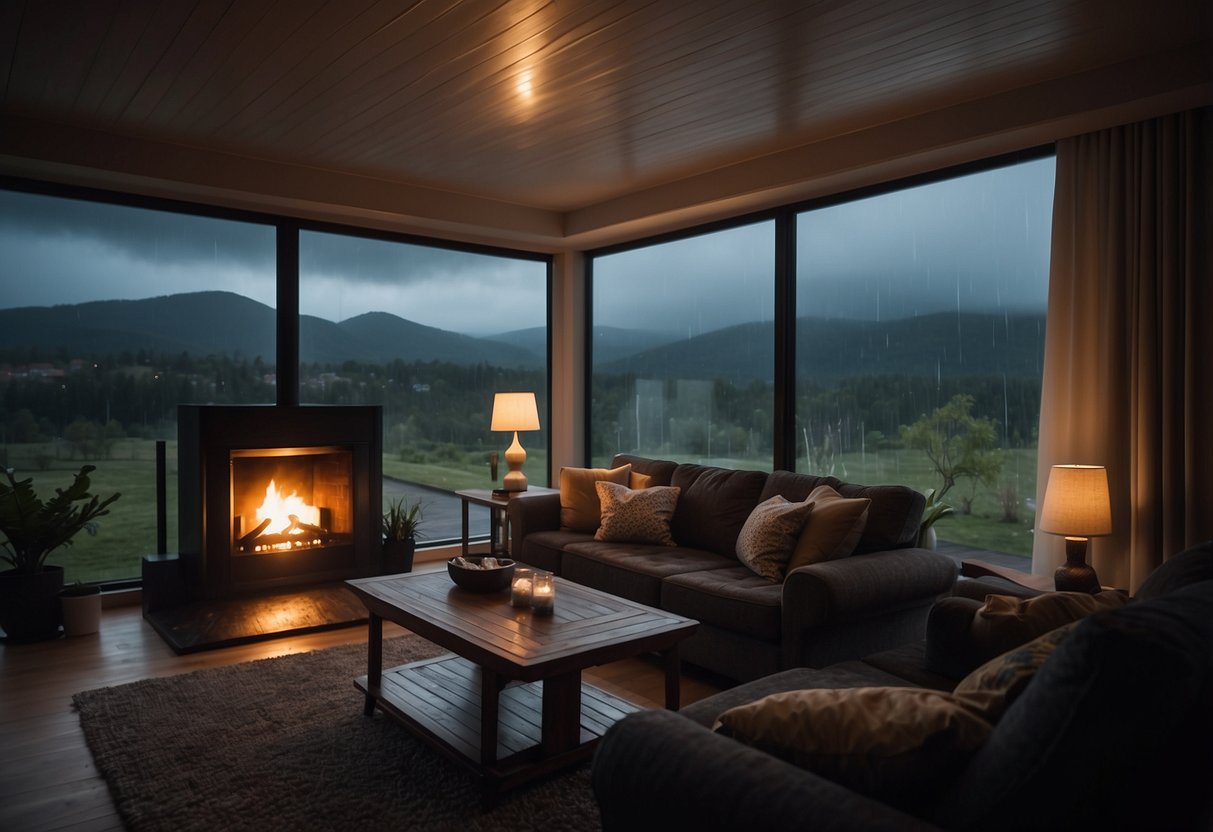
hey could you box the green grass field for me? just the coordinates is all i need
[2,440,1030,584]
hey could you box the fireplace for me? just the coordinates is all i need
[176,405,383,600]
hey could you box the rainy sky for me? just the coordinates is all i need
[0,156,1053,336]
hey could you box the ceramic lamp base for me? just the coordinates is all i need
[1054,537,1101,593]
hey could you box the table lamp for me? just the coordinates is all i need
[491,392,540,492]
[1039,464,1111,593]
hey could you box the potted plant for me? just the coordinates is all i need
[382,496,424,574]
[60,580,103,637]
[917,487,955,549]
[0,465,120,642]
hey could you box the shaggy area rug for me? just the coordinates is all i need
[74,636,602,831]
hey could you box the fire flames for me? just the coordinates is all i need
[247,479,324,553]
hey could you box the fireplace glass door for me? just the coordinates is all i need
[230,446,354,557]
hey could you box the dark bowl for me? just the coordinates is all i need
[447,556,516,593]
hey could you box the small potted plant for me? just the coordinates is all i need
[917,487,955,549]
[0,465,120,642]
[382,496,424,574]
[60,580,103,637]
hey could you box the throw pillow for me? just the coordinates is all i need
[629,471,652,490]
[785,485,871,572]
[969,589,1130,659]
[559,465,632,532]
[595,481,680,546]
[952,620,1078,721]
[715,686,992,810]
[735,496,816,581]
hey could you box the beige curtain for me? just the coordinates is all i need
[1033,107,1213,593]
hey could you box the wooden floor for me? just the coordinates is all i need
[0,568,726,832]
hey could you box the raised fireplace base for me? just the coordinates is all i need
[143,575,367,654]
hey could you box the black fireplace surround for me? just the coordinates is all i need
[177,404,383,599]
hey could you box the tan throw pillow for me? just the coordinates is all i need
[559,465,632,532]
[715,686,991,809]
[735,496,816,581]
[969,590,1130,658]
[629,471,652,490]
[953,620,1078,721]
[786,485,870,572]
[594,481,680,546]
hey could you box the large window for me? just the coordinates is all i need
[0,188,276,582]
[299,230,549,517]
[796,157,1054,555]
[590,221,776,468]
[589,153,1054,559]
[0,185,552,581]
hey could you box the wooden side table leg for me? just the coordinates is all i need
[661,646,682,710]
[461,499,470,558]
[363,613,382,716]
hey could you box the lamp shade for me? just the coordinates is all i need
[1039,464,1112,537]
[490,392,540,432]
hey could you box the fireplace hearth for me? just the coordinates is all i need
[143,405,383,652]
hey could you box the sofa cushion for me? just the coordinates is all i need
[761,471,924,553]
[951,620,1078,721]
[715,686,991,812]
[516,528,594,574]
[936,579,1213,831]
[611,454,678,487]
[594,482,680,545]
[558,464,631,532]
[561,541,735,608]
[968,590,1129,656]
[1134,539,1213,600]
[735,495,816,581]
[662,566,783,641]
[670,464,768,557]
[787,485,870,571]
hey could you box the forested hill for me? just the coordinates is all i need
[598,311,1046,383]
[0,291,1045,382]
[0,291,543,367]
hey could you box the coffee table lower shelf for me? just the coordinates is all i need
[356,653,639,792]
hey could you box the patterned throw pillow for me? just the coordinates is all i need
[786,485,871,571]
[715,686,992,810]
[735,496,816,581]
[559,464,632,532]
[952,620,1078,721]
[968,590,1130,658]
[594,481,680,546]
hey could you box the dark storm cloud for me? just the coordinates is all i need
[1,155,1053,334]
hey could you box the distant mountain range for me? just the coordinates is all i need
[0,291,1045,381]
[596,311,1045,382]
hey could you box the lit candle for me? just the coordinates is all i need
[510,567,533,607]
[531,572,555,615]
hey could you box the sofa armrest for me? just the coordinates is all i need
[781,548,958,665]
[592,709,939,832]
[506,491,562,556]
[924,595,986,678]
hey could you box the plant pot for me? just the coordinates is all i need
[382,538,416,574]
[60,587,102,637]
[0,565,64,642]
[919,526,938,550]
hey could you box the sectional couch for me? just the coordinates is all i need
[507,453,958,681]
[591,541,1213,831]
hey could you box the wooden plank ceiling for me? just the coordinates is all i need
[0,0,1208,213]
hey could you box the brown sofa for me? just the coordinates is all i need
[508,454,959,681]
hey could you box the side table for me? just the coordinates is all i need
[455,487,558,558]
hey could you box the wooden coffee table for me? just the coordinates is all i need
[345,571,698,793]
